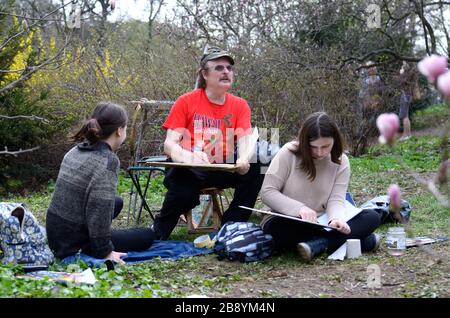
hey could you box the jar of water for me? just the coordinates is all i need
[386,227,406,256]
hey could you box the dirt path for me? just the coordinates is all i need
[199,242,449,298]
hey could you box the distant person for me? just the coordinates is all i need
[46,102,155,264]
[358,61,384,118]
[260,112,381,262]
[397,61,418,140]
[355,61,385,154]
[151,46,264,240]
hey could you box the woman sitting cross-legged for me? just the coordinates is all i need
[260,112,382,262]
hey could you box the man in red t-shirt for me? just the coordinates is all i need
[152,46,264,240]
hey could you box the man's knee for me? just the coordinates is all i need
[166,188,200,208]
[244,162,265,180]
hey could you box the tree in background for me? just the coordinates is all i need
[1,0,449,194]
[167,0,448,154]
[0,0,78,192]
[0,0,75,154]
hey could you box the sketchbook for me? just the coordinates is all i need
[239,206,334,230]
[317,200,363,228]
[143,161,239,172]
[239,200,362,231]
[406,237,449,247]
[17,268,97,285]
[142,127,259,172]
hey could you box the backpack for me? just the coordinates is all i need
[0,202,55,266]
[214,222,274,263]
[360,195,412,224]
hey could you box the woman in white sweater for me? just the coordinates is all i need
[260,112,381,261]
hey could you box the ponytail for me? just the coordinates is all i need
[70,102,128,143]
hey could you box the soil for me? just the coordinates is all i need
[177,125,450,298]
[178,242,450,298]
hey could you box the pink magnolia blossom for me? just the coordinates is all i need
[110,0,116,10]
[418,55,448,83]
[437,71,450,97]
[376,113,400,144]
[388,184,401,212]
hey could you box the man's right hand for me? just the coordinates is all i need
[190,151,210,164]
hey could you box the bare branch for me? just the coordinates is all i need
[148,0,165,41]
[0,146,40,157]
[411,0,437,53]
[175,0,212,42]
[424,1,450,6]
[0,67,31,73]
[0,11,60,22]
[0,115,49,124]
[0,0,76,51]
[342,49,421,66]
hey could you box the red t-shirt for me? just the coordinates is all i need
[162,88,251,163]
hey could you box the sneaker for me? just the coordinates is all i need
[296,237,328,262]
[363,233,381,252]
[297,242,313,262]
[177,214,188,226]
[373,233,381,252]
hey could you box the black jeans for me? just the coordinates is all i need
[262,208,381,254]
[153,163,265,240]
[110,197,155,252]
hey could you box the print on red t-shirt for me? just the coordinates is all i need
[163,88,251,163]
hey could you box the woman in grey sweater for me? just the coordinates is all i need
[46,102,154,264]
[260,112,381,262]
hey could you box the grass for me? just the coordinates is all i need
[1,108,449,298]
[411,103,450,130]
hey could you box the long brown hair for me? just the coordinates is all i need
[196,67,207,89]
[71,102,128,143]
[291,112,345,181]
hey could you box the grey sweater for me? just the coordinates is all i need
[46,141,119,259]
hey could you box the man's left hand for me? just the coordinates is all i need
[235,158,250,175]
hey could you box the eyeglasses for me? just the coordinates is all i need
[206,65,234,72]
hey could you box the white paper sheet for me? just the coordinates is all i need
[318,200,363,231]
[325,201,364,260]
[327,243,347,260]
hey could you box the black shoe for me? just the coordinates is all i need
[363,233,381,252]
[150,224,164,240]
[296,237,328,262]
